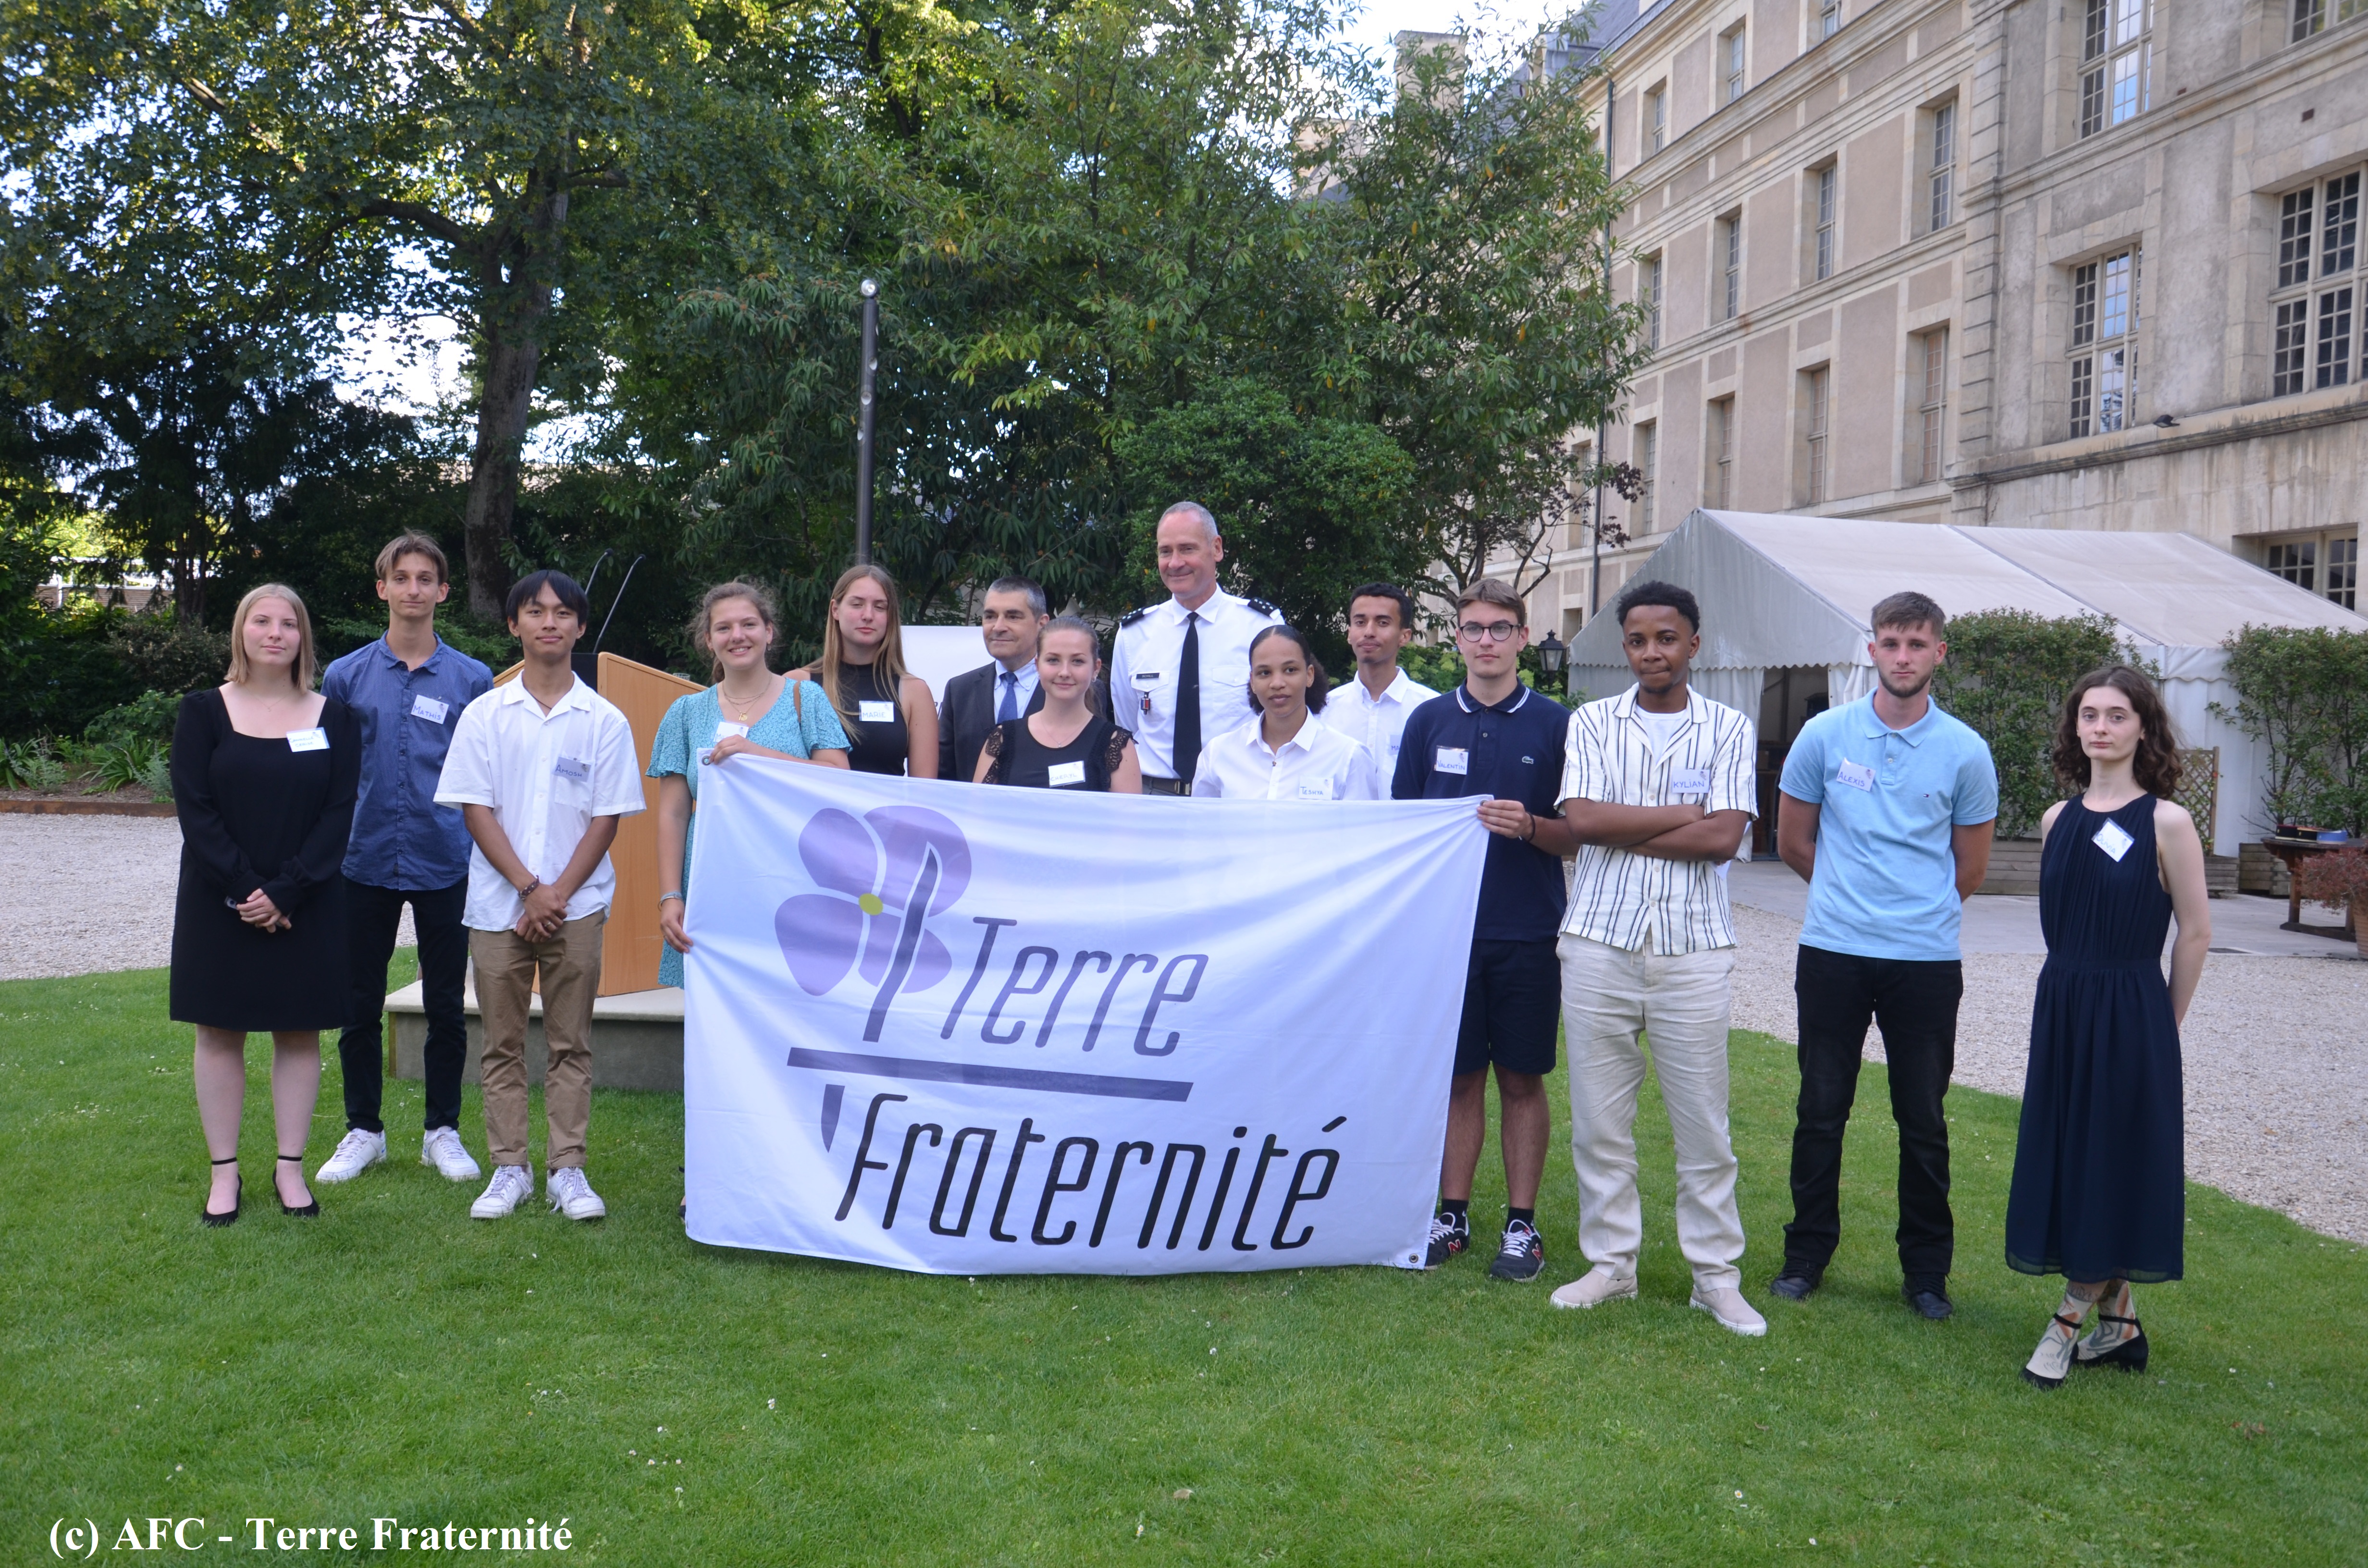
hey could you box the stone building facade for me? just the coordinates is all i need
[1519,0,2366,637]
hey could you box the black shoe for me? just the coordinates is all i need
[1903,1283,1953,1320]
[1423,1210,1470,1269]
[202,1156,241,1227]
[1767,1267,1821,1301]
[2075,1313,2148,1372]
[276,1153,321,1218]
[1487,1221,1545,1283]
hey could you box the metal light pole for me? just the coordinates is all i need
[854,277,880,564]
[1591,70,1615,619]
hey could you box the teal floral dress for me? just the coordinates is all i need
[647,680,850,987]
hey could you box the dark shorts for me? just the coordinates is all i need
[1455,938,1561,1077]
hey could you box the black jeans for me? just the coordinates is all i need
[337,878,470,1136]
[1783,944,1963,1290]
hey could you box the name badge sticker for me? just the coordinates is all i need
[286,727,329,753]
[1836,758,1877,792]
[1435,746,1469,776]
[1297,780,1332,801]
[554,756,591,782]
[409,694,450,725]
[1047,760,1087,788]
[858,700,897,724]
[715,721,750,740]
[2092,818,2136,862]
[1670,765,1713,796]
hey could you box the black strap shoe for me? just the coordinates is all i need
[202,1156,241,1227]
[276,1153,321,1217]
[2075,1312,2148,1372]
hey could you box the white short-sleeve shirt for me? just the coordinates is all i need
[1324,667,1437,783]
[1109,587,1283,780]
[434,675,647,931]
[1189,710,1381,801]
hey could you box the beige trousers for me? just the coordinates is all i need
[1558,933,1744,1290]
[470,912,605,1170]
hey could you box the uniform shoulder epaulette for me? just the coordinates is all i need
[1246,597,1280,617]
[1118,606,1149,627]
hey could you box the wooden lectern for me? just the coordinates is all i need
[493,651,702,996]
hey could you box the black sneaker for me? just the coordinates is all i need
[1487,1220,1545,1282]
[1423,1210,1470,1268]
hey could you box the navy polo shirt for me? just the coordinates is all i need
[1393,682,1572,943]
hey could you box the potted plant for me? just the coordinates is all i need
[2293,846,2368,959]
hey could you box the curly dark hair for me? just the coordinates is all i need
[2051,663,2183,798]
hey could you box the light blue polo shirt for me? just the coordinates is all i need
[1779,693,1998,962]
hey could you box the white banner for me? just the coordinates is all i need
[681,760,1488,1274]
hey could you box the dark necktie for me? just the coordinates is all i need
[997,671,1020,723]
[1175,612,1201,786]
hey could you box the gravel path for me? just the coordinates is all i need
[1729,903,2368,1245]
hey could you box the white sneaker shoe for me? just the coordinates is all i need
[421,1127,483,1182]
[470,1164,534,1219]
[315,1128,386,1185]
[547,1167,607,1221]
[1691,1286,1769,1337]
[1550,1267,1639,1310]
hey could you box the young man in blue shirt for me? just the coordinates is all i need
[313,535,494,1187]
[1773,591,1997,1320]
[1393,579,1576,1282]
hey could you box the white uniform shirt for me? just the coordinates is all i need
[1190,710,1381,800]
[1557,684,1758,955]
[434,675,647,932]
[1109,586,1283,779]
[1323,667,1437,783]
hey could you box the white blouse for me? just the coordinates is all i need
[1189,710,1382,801]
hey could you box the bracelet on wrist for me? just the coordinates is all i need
[517,877,541,899]
[659,891,684,906]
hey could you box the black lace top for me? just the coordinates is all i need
[980,713,1134,790]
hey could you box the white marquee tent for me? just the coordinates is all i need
[1562,510,2368,854]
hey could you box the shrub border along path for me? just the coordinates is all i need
[3,960,2361,1565]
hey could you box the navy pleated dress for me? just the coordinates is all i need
[2005,795,2186,1282]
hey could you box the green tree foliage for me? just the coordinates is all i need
[1932,610,2121,839]
[2216,625,2368,834]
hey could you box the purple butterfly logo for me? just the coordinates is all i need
[775,805,973,1041]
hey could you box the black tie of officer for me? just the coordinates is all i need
[1174,611,1201,789]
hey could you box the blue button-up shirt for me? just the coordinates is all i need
[321,636,495,891]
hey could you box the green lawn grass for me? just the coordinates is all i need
[3,959,2361,1565]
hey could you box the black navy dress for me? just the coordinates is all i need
[2005,795,2185,1283]
[836,662,911,777]
[169,689,360,1031]
[979,714,1134,790]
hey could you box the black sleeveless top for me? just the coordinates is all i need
[835,661,912,776]
[981,713,1134,790]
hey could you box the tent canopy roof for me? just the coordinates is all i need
[1567,510,2368,673]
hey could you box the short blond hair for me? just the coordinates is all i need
[1455,577,1527,625]
[225,583,319,690]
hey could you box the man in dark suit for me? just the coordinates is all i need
[938,576,1051,782]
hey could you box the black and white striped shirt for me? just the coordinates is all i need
[1558,685,1758,955]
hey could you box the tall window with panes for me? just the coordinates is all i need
[1642,254,1664,350]
[2069,250,2137,437]
[1708,397,1735,507]
[1813,167,1838,280]
[1717,212,1743,320]
[1722,25,1747,104]
[2291,0,2368,43]
[1927,102,1956,231]
[2270,172,2361,397]
[1635,423,1659,531]
[2079,0,2152,139]
[2266,531,2361,610]
[1912,329,1949,484]
[1801,368,1832,504]
[1819,0,1842,40]
[1647,86,1668,154]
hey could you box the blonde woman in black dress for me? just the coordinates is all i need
[2007,664,2209,1386]
[809,564,939,778]
[974,618,1142,792]
[173,585,361,1224]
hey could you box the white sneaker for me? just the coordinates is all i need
[1550,1267,1639,1310]
[546,1167,607,1221]
[315,1128,386,1185]
[421,1127,483,1183]
[1691,1286,1769,1337]
[470,1164,534,1219]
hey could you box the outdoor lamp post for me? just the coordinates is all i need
[854,278,879,564]
[1537,630,1566,691]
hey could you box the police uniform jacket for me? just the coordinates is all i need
[1109,586,1283,780]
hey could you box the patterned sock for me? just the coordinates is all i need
[2078,1280,2135,1356]
[2025,1283,2100,1384]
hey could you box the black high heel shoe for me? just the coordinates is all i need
[276,1153,320,1217]
[202,1156,241,1226]
[2076,1312,2148,1372]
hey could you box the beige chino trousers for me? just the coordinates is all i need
[470,911,606,1171]
[1558,934,1745,1290]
